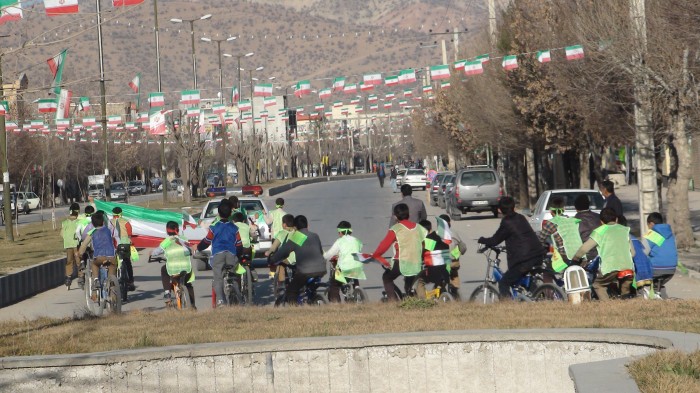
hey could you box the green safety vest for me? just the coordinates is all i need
[61,217,80,248]
[391,223,428,277]
[644,230,666,247]
[160,236,194,280]
[549,215,583,272]
[336,235,365,280]
[76,215,92,239]
[276,229,296,264]
[269,208,286,238]
[590,224,634,275]
[235,222,252,248]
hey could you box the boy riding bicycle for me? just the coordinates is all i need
[323,220,365,303]
[76,212,120,301]
[414,219,450,299]
[151,221,196,308]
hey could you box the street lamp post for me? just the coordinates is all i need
[152,0,168,202]
[170,14,211,89]
[249,66,264,138]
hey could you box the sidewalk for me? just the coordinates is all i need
[615,184,700,276]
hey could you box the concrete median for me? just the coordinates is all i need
[267,173,375,196]
[0,257,66,308]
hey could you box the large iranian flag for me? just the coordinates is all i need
[149,110,166,136]
[55,89,72,120]
[398,69,416,84]
[38,98,57,113]
[0,0,22,25]
[502,55,518,71]
[44,0,78,15]
[112,0,144,6]
[180,89,200,105]
[47,49,67,94]
[295,80,311,97]
[565,45,584,60]
[430,64,450,80]
[363,73,382,85]
[464,60,483,75]
[332,77,345,92]
[149,92,165,108]
[254,83,273,97]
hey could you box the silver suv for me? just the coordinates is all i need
[446,167,502,220]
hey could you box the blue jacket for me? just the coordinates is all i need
[631,235,653,284]
[646,224,678,271]
[91,226,116,257]
[197,219,242,256]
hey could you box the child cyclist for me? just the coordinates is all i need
[323,221,365,302]
[413,219,450,299]
[151,221,196,309]
[76,211,120,301]
[61,203,81,288]
[265,214,296,289]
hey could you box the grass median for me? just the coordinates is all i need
[629,350,700,393]
[0,221,63,275]
[2,299,700,357]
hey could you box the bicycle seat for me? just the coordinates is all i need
[617,269,634,280]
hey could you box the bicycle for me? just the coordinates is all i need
[274,264,327,306]
[411,272,454,303]
[84,256,121,316]
[212,259,254,307]
[324,263,368,304]
[148,255,192,310]
[469,245,566,303]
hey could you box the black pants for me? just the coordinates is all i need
[160,265,195,307]
[378,177,385,187]
[287,270,325,304]
[498,256,541,299]
[117,245,134,284]
[328,275,360,303]
[382,260,414,301]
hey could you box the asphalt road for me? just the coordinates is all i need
[1,177,699,321]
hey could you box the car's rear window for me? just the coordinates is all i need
[432,174,445,185]
[460,171,496,186]
[407,169,424,176]
[546,192,605,211]
[204,200,265,219]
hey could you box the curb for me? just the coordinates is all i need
[266,173,375,196]
[0,257,66,308]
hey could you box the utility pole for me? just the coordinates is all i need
[153,0,167,203]
[0,54,13,240]
[630,0,659,234]
[96,0,110,200]
[440,39,457,172]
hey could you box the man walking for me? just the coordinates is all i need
[390,184,428,226]
[390,166,399,193]
[377,163,386,188]
[600,180,624,219]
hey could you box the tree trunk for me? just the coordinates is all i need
[579,151,590,189]
[182,156,191,203]
[525,147,537,208]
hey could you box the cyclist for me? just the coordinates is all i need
[266,197,287,240]
[232,212,253,264]
[151,221,196,309]
[574,194,601,275]
[111,207,135,295]
[61,203,81,288]
[76,212,120,301]
[478,197,545,299]
[536,196,583,273]
[197,200,243,307]
[438,214,467,298]
[372,203,428,301]
[265,214,296,284]
[268,215,327,305]
[645,212,678,294]
[74,205,96,288]
[414,220,450,299]
[323,220,364,303]
[572,207,636,301]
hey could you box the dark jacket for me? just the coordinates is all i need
[390,196,428,226]
[270,229,327,275]
[575,210,601,260]
[479,212,544,268]
[603,193,624,219]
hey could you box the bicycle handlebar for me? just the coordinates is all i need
[148,255,166,263]
[477,244,506,254]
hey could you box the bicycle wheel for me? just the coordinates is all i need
[242,266,253,306]
[531,283,567,301]
[84,268,102,316]
[119,264,128,303]
[310,294,327,306]
[438,292,454,303]
[107,276,122,314]
[469,284,500,304]
[350,287,368,304]
[177,282,189,310]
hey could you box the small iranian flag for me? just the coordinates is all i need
[404,89,413,97]
[254,118,262,124]
[149,92,165,108]
[369,104,378,111]
[440,81,451,89]
[355,105,364,113]
[108,115,121,125]
[31,120,44,129]
[38,98,58,113]
[383,102,392,109]
[80,96,90,111]
[230,86,239,103]
[296,106,305,113]
[241,112,252,121]
[0,100,7,115]
[422,85,432,94]
[385,75,398,86]
[537,50,551,63]
[398,69,416,84]
[180,89,200,105]
[128,74,140,93]
[136,112,148,123]
[386,92,396,100]
[149,111,166,135]
[368,95,378,103]
[341,108,348,115]
[476,54,490,63]
[254,83,273,97]
[318,88,331,100]
[0,0,23,25]
[125,122,136,130]
[454,59,467,70]
[363,73,382,85]
[186,107,200,117]
[360,83,373,92]
[6,122,17,131]
[47,49,67,94]
[464,60,484,76]
[295,80,311,97]
[399,100,408,107]
[350,97,360,105]
[83,117,96,127]
[264,96,277,107]
[314,103,324,111]
[324,110,332,118]
[332,77,345,92]
[333,101,343,108]
[238,100,252,111]
[430,64,450,80]
[260,110,269,118]
[343,84,357,94]
[502,55,518,71]
[44,0,78,15]
[565,45,584,60]
[212,104,226,114]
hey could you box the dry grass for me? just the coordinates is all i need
[0,221,63,275]
[629,350,700,393]
[2,300,700,357]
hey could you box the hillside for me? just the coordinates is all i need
[0,0,485,109]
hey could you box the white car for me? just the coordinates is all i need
[16,192,40,211]
[523,189,605,233]
[401,168,428,190]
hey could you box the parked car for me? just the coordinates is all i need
[16,191,40,211]
[445,167,503,220]
[429,172,451,206]
[437,174,456,209]
[170,178,184,193]
[195,197,272,270]
[331,166,338,176]
[110,182,128,201]
[150,177,162,192]
[523,189,605,233]
[88,184,105,199]
[401,169,428,190]
[0,193,29,215]
[127,180,146,195]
